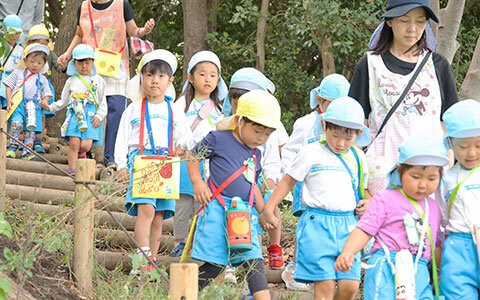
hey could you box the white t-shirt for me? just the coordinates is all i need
[288,141,368,211]
[258,131,282,184]
[437,163,480,233]
[114,99,192,169]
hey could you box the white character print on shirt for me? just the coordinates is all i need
[402,83,430,116]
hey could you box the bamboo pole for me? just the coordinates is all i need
[0,110,6,212]
[170,263,198,300]
[73,159,95,295]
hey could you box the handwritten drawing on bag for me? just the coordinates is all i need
[132,155,180,199]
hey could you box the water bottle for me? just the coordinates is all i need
[73,100,88,132]
[226,196,252,253]
[26,100,37,130]
[395,250,416,300]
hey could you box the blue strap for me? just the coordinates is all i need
[144,97,173,155]
[22,70,40,103]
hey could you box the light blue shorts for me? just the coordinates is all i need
[294,207,360,283]
[293,181,306,217]
[65,103,102,142]
[10,98,43,132]
[179,160,204,196]
[124,149,175,219]
[440,232,480,300]
[363,249,433,300]
[191,196,262,267]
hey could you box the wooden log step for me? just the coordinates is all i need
[14,152,68,164]
[6,169,75,191]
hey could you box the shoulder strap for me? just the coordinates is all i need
[138,98,146,155]
[448,163,480,216]
[375,51,432,139]
[16,0,25,15]
[74,74,98,108]
[87,1,126,53]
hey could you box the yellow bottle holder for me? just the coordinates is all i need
[94,48,122,78]
[7,89,23,119]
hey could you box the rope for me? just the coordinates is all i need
[0,128,170,283]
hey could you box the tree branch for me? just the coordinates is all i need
[459,33,480,100]
[256,0,269,72]
[436,0,466,63]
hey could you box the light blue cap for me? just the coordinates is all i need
[3,15,23,33]
[182,50,228,101]
[313,96,371,146]
[309,73,350,109]
[442,99,480,149]
[67,44,96,76]
[223,67,275,116]
[386,135,450,189]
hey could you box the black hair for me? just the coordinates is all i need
[371,19,430,56]
[74,58,94,63]
[397,164,443,179]
[179,61,222,113]
[26,51,47,63]
[141,60,173,77]
[324,121,361,135]
[242,116,276,130]
[227,87,249,112]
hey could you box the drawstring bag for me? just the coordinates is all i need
[130,36,154,59]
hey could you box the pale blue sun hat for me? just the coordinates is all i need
[386,135,450,189]
[182,50,228,101]
[223,67,275,116]
[313,96,372,146]
[309,73,350,109]
[66,44,96,76]
[442,99,480,149]
[3,15,23,34]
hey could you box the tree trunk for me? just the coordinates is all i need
[207,0,219,34]
[256,0,269,72]
[182,0,208,84]
[459,34,480,101]
[46,0,83,136]
[320,37,335,77]
[436,0,466,63]
[46,0,62,28]
[429,0,440,36]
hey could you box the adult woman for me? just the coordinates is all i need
[57,0,155,167]
[349,0,458,196]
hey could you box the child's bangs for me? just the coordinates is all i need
[27,51,48,62]
[325,121,361,135]
[141,60,173,77]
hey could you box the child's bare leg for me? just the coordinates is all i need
[314,280,335,300]
[68,137,80,170]
[334,279,359,300]
[149,211,165,256]
[252,290,270,300]
[79,139,93,153]
[134,204,155,248]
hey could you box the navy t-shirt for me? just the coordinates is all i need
[193,130,262,206]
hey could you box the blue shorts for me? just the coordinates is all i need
[293,181,306,217]
[124,149,175,219]
[191,196,262,267]
[179,160,204,196]
[10,98,43,132]
[364,249,433,300]
[0,96,6,109]
[294,207,360,283]
[65,103,102,142]
[440,232,480,300]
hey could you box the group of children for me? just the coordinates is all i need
[2,13,480,300]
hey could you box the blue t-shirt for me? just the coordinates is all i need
[193,130,262,205]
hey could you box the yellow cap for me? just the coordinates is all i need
[27,25,54,51]
[217,90,281,130]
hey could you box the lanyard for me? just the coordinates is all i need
[87,1,126,53]
[21,70,40,101]
[138,98,173,156]
[448,163,480,216]
[74,74,98,108]
[393,185,439,299]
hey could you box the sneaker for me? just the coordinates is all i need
[21,154,37,161]
[78,152,87,159]
[130,255,156,275]
[68,170,76,177]
[281,261,312,291]
[171,241,185,257]
[106,161,117,170]
[268,244,284,269]
[33,140,45,153]
[224,266,236,284]
[6,150,16,158]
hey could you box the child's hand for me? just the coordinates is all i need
[261,178,275,194]
[259,209,279,230]
[174,145,186,158]
[91,116,101,129]
[57,53,71,70]
[335,251,355,273]
[117,168,129,182]
[6,103,11,112]
[39,99,49,111]
[355,199,370,217]
[193,181,211,205]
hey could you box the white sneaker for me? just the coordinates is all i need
[224,266,237,283]
[281,262,312,291]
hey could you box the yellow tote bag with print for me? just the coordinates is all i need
[94,48,122,78]
[7,89,23,119]
[132,155,180,199]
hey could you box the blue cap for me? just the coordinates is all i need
[382,0,439,23]
[313,96,371,146]
[386,135,450,188]
[67,44,96,76]
[443,99,480,149]
[3,15,23,33]
[309,73,350,109]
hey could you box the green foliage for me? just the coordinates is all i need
[0,277,11,300]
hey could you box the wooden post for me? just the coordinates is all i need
[170,263,198,300]
[0,110,7,212]
[73,159,95,295]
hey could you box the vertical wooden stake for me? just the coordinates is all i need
[73,158,95,295]
[0,110,7,212]
[170,263,198,300]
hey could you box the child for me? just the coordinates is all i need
[39,44,107,177]
[114,49,190,273]
[1,14,24,109]
[171,50,227,257]
[260,96,370,300]
[27,24,63,153]
[4,43,52,160]
[188,90,281,300]
[438,99,480,299]
[335,135,449,300]
[279,73,350,290]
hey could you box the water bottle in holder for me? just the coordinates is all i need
[73,100,88,132]
[25,99,37,130]
[226,196,253,253]
[395,250,416,300]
